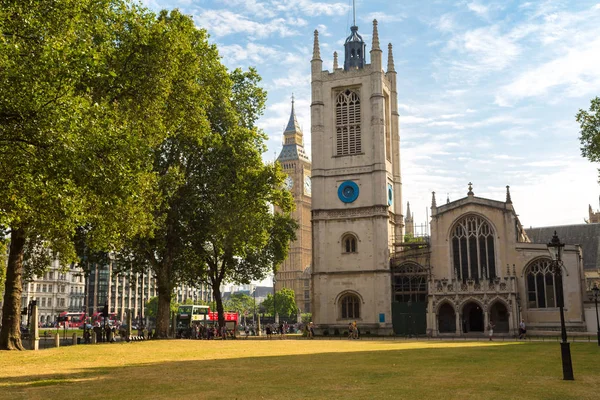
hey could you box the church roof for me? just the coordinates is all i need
[526,224,600,270]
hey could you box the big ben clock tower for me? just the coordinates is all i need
[311,19,403,334]
[275,97,312,313]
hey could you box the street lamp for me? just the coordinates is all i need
[592,284,600,347]
[273,276,277,325]
[547,231,574,380]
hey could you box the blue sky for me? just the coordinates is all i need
[142,0,600,229]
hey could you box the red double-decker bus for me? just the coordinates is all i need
[57,312,86,328]
[91,311,118,326]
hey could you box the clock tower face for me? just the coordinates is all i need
[284,176,294,190]
[304,175,311,196]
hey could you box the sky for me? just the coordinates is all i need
[141,0,600,231]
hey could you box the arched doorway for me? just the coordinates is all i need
[489,302,509,333]
[462,302,484,333]
[391,263,428,335]
[437,303,456,333]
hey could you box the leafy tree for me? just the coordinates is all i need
[578,97,600,175]
[224,292,254,316]
[183,68,298,330]
[145,296,178,319]
[0,0,167,350]
[262,288,298,319]
[118,9,232,338]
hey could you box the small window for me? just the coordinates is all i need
[342,234,357,253]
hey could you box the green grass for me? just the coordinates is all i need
[1,339,599,399]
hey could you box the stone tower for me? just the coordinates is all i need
[275,97,312,313]
[310,20,403,334]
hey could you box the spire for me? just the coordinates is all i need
[312,30,321,60]
[372,19,380,50]
[431,191,437,208]
[406,201,411,218]
[333,51,338,69]
[284,94,302,136]
[467,182,474,196]
[505,185,512,204]
[277,95,309,163]
[446,193,450,204]
[343,6,366,71]
[387,43,395,72]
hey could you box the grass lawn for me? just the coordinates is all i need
[1,339,599,400]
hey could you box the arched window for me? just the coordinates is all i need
[342,234,357,253]
[526,258,561,308]
[451,215,496,282]
[340,293,360,319]
[336,89,362,156]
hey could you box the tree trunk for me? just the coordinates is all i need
[0,228,27,350]
[155,277,172,338]
[212,279,224,328]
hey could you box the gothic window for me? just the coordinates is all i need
[342,234,357,253]
[340,293,360,319]
[392,263,428,303]
[336,89,362,156]
[451,215,496,282]
[526,258,561,308]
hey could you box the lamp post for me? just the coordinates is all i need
[253,287,257,327]
[592,284,600,347]
[547,231,574,380]
[273,276,277,325]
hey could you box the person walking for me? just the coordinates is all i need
[352,321,359,339]
[519,319,526,339]
[348,322,353,339]
[488,320,495,341]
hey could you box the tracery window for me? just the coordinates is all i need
[526,258,561,308]
[342,234,357,253]
[340,293,360,319]
[451,215,496,282]
[336,89,361,155]
[392,263,427,302]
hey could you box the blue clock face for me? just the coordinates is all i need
[387,184,393,206]
[338,181,359,203]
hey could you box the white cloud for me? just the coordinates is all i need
[448,26,521,72]
[272,0,349,17]
[363,12,405,23]
[194,10,298,38]
[495,37,600,106]
[467,2,489,18]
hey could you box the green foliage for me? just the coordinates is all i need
[0,0,170,349]
[578,97,600,177]
[144,296,178,319]
[262,288,298,318]
[224,292,255,315]
[301,313,312,324]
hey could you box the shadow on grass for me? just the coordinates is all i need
[1,342,599,400]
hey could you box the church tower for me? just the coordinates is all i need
[275,97,312,314]
[310,18,403,334]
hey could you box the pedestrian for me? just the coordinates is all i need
[348,322,353,339]
[309,322,315,339]
[488,320,495,341]
[519,319,526,339]
[352,321,358,339]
